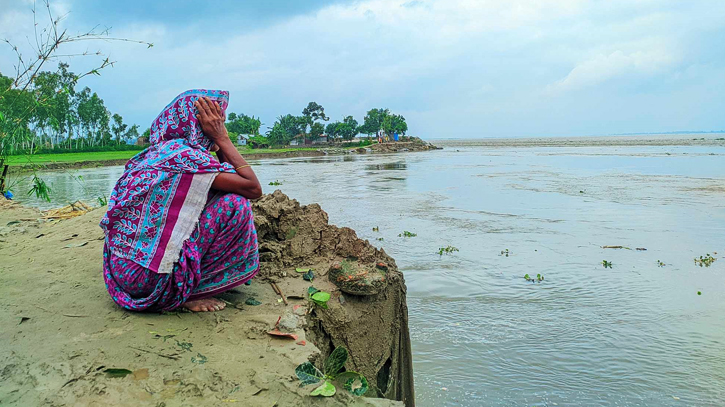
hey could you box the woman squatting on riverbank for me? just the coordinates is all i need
[100,90,262,312]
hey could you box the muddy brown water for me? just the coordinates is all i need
[8,138,725,406]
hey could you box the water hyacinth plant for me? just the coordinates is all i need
[694,254,716,267]
[295,346,368,397]
[437,246,459,256]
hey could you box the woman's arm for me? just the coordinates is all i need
[195,97,263,200]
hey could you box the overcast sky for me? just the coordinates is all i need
[2,0,724,139]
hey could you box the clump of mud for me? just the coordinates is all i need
[252,191,415,406]
[364,137,440,154]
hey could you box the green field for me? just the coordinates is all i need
[6,150,141,165]
[5,146,348,166]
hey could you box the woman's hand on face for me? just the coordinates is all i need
[195,97,229,145]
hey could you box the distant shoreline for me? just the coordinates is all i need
[426,131,725,142]
[431,134,725,148]
[7,138,439,173]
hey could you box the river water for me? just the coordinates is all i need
[8,140,725,406]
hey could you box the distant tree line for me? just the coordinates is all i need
[1,64,142,155]
[1,65,410,155]
[257,102,408,147]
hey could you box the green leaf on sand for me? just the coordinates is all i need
[104,368,133,378]
[311,291,331,308]
[295,362,324,386]
[303,270,314,281]
[191,353,208,364]
[296,268,310,273]
[324,347,348,376]
[310,381,336,397]
[308,286,320,296]
[340,372,369,396]
[245,298,262,306]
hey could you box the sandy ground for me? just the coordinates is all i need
[0,198,404,407]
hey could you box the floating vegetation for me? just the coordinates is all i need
[657,260,666,267]
[269,180,283,186]
[437,246,459,256]
[697,291,702,296]
[602,260,613,269]
[524,273,544,283]
[694,254,716,267]
[372,226,379,232]
[375,237,384,241]
[500,249,510,257]
[295,346,368,397]
[398,231,417,238]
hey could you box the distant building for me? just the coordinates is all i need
[312,135,328,145]
[289,135,304,146]
[236,134,250,146]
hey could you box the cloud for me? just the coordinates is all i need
[546,47,678,94]
[1,0,724,137]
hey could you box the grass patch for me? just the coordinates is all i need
[7,150,139,165]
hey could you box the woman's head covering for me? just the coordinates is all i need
[149,89,229,150]
[101,89,236,274]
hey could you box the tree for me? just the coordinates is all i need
[326,116,359,142]
[359,108,389,137]
[310,122,325,141]
[302,102,329,124]
[266,114,304,145]
[111,113,127,143]
[382,114,407,137]
[0,0,152,198]
[226,112,262,136]
[340,116,359,141]
[325,122,340,142]
[125,124,140,144]
[301,102,329,142]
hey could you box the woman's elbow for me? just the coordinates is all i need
[241,184,263,200]
[250,186,263,200]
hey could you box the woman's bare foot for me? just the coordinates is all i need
[182,298,226,312]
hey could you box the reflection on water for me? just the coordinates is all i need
[10,143,725,406]
[366,162,408,171]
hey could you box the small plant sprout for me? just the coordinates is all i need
[295,346,368,397]
[500,249,510,257]
[269,180,283,186]
[437,246,459,256]
[657,260,666,267]
[399,231,417,238]
[694,254,716,267]
[307,286,331,309]
[602,260,613,269]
